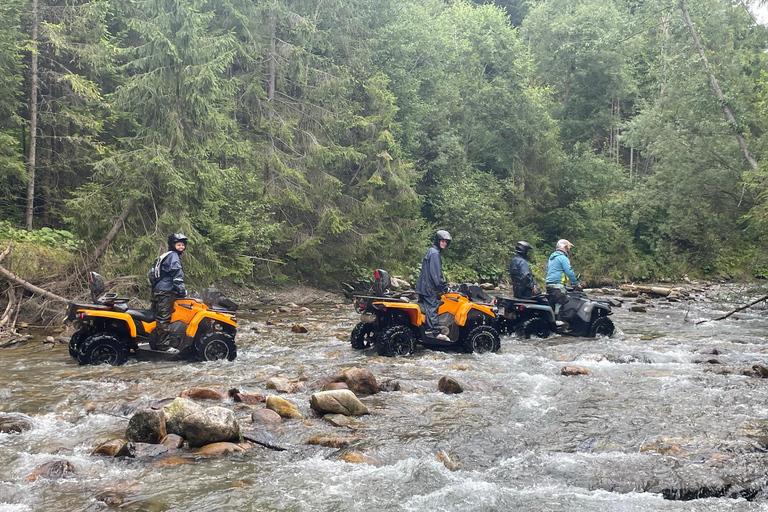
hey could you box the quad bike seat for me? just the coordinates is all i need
[126,309,155,322]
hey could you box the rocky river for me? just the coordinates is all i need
[2,283,768,511]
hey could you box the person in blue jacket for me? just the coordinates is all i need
[147,233,189,351]
[509,241,540,298]
[415,230,451,341]
[545,239,581,317]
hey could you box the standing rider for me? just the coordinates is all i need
[415,230,451,342]
[148,233,188,352]
[509,241,540,298]
[545,239,581,317]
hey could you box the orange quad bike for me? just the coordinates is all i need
[66,272,238,366]
[350,270,501,356]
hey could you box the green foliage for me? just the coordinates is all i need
[0,221,81,250]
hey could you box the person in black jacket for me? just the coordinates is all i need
[147,233,188,352]
[415,230,451,341]
[509,241,540,298]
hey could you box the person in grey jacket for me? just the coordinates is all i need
[147,233,188,351]
[415,230,451,341]
[509,241,540,298]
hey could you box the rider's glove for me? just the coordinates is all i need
[177,286,188,298]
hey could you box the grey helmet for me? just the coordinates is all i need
[434,230,452,248]
[168,232,188,253]
[515,241,532,259]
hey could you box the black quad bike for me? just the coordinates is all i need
[66,272,238,366]
[495,289,615,339]
[350,270,501,356]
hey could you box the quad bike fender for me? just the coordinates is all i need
[77,310,140,337]
[372,301,423,326]
[186,310,237,338]
[576,302,612,323]
[453,303,495,327]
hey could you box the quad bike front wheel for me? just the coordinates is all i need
[589,316,615,337]
[463,325,501,354]
[516,317,551,339]
[68,329,88,359]
[196,331,237,361]
[350,322,377,350]
[77,333,129,366]
[377,325,415,357]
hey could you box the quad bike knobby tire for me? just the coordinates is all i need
[589,316,615,337]
[493,317,515,336]
[516,317,551,339]
[77,333,128,366]
[463,325,501,354]
[350,322,376,350]
[196,331,237,361]
[377,324,415,357]
[68,329,88,359]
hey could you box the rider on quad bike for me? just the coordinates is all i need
[148,232,189,352]
[509,241,540,299]
[416,229,452,342]
[545,239,580,317]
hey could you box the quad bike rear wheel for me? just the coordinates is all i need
[350,322,376,350]
[493,317,515,336]
[516,317,551,339]
[589,316,615,337]
[196,331,237,361]
[463,325,501,354]
[377,324,415,357]
[78,333,128,366]
[68,329,87,359]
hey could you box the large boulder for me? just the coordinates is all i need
[0,412,34,433]
[163,397,203,437]
[181,406,241,448]
[309,390,369,416]
[125,409,166,444]
[266,395,303,419]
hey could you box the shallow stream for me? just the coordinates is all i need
[2,284,768,511]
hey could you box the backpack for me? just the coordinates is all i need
[147,251,173,288]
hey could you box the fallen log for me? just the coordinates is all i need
[696,294,768,325]
[620,284,678,297]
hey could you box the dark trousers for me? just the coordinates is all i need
[152,290,176,348]
[546,285,567,317]
[418,294,440,338]
[513,282,534,298]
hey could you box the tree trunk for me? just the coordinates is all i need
[25,0,39,231]
[679,0,758,171]
[86,198,135,267]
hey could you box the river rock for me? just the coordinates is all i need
[125,409,167,444]
[291,324,308,333]
[743,365,768,378]
[436,450,461,471]
[307,433,364,448]
[322,414,368,429]
[230,390,267,404]
[161,434,184,449]
[438,376,464,394]
[181,406,241,448]
[26,460,75,482]
[0,412,34,433]
[266,395,303,419]
[379,379,401,392]
[630,306,647,313]
[252,408,283,423]
[339,451,378,464]
[191,442,246,457]
[179,387,227,401]
[266,376,302,393]
[310,390,369,416]
[561,366,591,376]
[133,442,168,458]
[91,439,134,457]
[164,398,202,437]
[340,367,379,395]
[321,382,349,391]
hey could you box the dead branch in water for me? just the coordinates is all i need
[696,294,768,325]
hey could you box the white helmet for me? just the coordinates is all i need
[555,239,573,256]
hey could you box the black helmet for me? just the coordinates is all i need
[515,241,532,258]
[168,232,188,252]
[434,229,452,248]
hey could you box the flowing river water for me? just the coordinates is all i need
[2,284,768,511]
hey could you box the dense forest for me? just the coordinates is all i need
[2,0,768,291]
